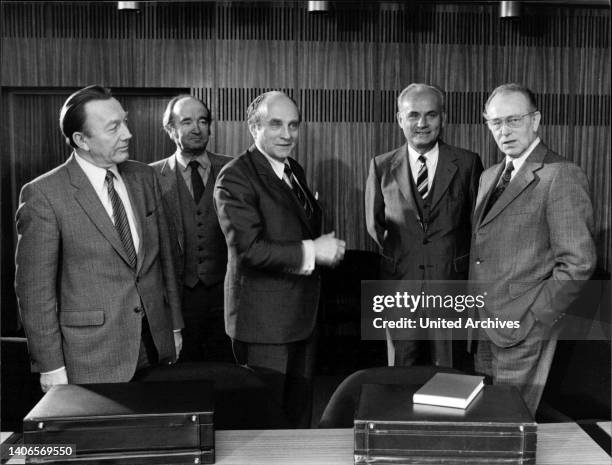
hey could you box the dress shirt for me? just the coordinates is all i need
[256,144,315,275]
[74,153,140,252]
[407,142,439,191]
[175,151,211,197]
[503,137,541,181]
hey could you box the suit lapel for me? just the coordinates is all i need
[158,156,185,252]
[249,147,318,236]
[474,162,504,227]
[389,145,420,223]
[479,142,547,226]
[428,143,458,212]
[119,164,146,274]
[67,155,133,267]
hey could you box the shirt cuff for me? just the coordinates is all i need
[42,366,66,375]
[299,240,315,275]
[173,329,181,333]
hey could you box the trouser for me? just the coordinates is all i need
[232,333,317,428]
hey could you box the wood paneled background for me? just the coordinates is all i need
[1,1,610,330]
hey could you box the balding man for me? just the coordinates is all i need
[214,91,345,427]
[470,83,596,414]
[365,83,483,367]
[151,95,233,363]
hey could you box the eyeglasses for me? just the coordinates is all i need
[484,111,537,131]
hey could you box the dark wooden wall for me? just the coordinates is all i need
[1,1,610,331]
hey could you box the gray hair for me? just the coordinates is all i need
[397,83,446,112]
[247,91,301,127]
[484,83,538,115]
[162,95,211,134]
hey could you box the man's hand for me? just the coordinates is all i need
[40,368,68,393]
[173,330,183,359]
[313,231,346,267]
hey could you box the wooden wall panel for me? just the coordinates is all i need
[1,1,610,283]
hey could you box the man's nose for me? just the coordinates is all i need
[501,123,513,136]
[417,115,428,127]
[280,125,291,139]
[122,124,132,140]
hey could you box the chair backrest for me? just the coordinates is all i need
[318,365,462,428]
[135,361,290,429]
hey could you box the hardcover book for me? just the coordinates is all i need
[413,372,485,409]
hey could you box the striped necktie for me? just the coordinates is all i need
[416,155,429,199]
[105,170,137,268]
[284,163,313,219]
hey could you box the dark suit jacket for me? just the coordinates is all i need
[15,154,182,383]
[469,141,597,347]
[214,146,322,344]
[151,151,232,289]
[365,141,483,281]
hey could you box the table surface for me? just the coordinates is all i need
[3,423,611,464]
[598,421,611,436]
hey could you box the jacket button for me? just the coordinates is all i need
[476,260,482,265]
[134,307,142,314]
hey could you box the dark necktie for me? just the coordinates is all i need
[284,163,313,219]
[416,155,429,199]
[189,160,205,204]
[483,161,515,218]
[105,170,137,268]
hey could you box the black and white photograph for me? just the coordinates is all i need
[0,1,610,463]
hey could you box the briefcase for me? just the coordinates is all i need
[354,384,536,464]
[23,381,214,464]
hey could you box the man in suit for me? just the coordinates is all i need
[470,83,596,414]
[214,91,346,427]
[365,83,483,367]
[14,85,183,392]
[151,95,233,363]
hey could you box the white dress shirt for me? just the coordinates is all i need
[256,145,315,275]
[504,137,541,181]
[407,142,440,192]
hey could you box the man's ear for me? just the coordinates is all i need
[248,123,258,139]
[531,111,541,132]
[440,111,447,128]
[72,132,89,151]
[396,112,403,128]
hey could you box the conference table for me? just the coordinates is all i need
[2,423,611,464]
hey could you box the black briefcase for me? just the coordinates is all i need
[354,384,536,464]
[22,381,214,464]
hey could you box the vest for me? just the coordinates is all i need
[176,165,227,288]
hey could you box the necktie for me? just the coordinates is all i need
[483,161,515,218]
[189,160,205,204]
[416,155,428,199]
[284,164,313,218]
[105,170,137,268]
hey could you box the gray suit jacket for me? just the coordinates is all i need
[150,151,232,288]
[15,154,182,383]
[469,141,597,347]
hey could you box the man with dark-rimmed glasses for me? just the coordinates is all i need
[469,83,596,415]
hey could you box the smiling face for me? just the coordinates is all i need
[169,97,211,156]
[485,91,541,158]
[250,94,299,161]
[397,89,445,154]
[75,98,132,168]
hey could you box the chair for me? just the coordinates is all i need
[135,361,290,429]
[1,337,44,431]
[318,366,462,428]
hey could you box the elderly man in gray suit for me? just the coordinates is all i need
[15,85,183,392]
[470,83,596,414]
[152,95,233,363]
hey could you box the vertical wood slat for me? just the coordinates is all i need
[0,1,609,269]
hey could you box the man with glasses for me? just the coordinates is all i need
[152,95,234,363]
[470,83,596,414]
[365,83,483,368]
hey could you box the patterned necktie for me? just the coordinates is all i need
[483,160,515,218]
[416,155,429,199]
[105,170,137,268]
[284,163,313,219]
[189,160,205,204]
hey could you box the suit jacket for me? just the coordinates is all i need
[469,141,597,347]
[151,151,232,289]
[214,146,322,344]
[14,154,183,383]
[365,141,483,281]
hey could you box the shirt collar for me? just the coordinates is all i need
[74,152,120,191]
[255,144,288,180]
[407,142,439,165]
[505,137,540,172]
[175,151,210,171]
